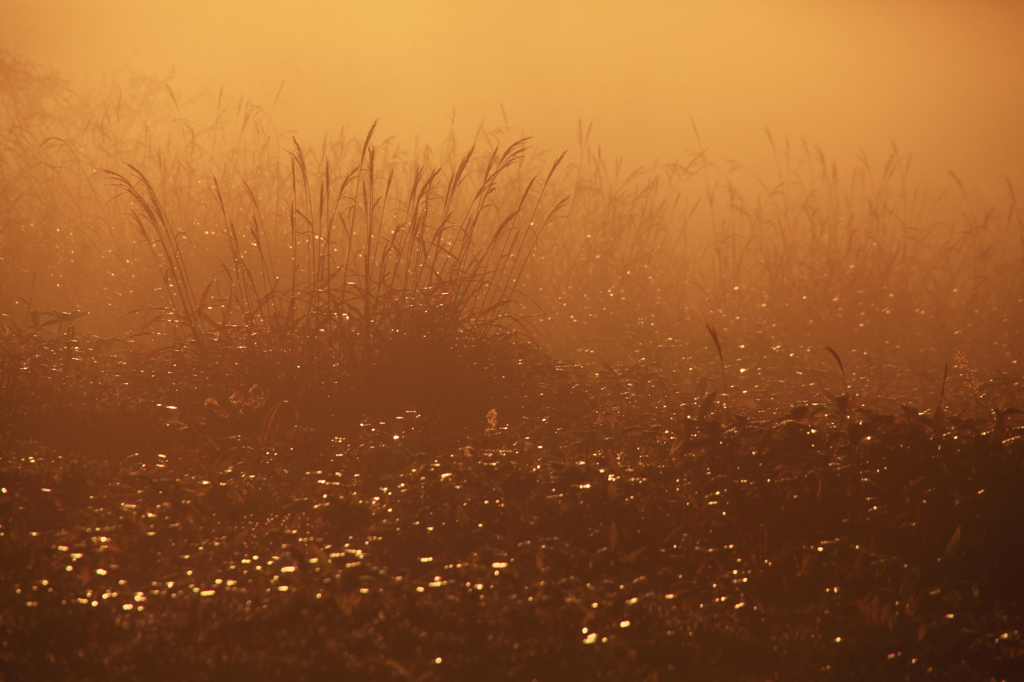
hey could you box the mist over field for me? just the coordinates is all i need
[2,3,1024,680]
[3,0,1024,358]
[4,0,1024,191]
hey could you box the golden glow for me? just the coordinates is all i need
[2,0,1022,191]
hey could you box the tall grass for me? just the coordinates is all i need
[103,129,567,419]
[2,50,1022,429]
[529,128,1023,361]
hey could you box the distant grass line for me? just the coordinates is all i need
[1,50,1022,424]
[528,129,1023,365]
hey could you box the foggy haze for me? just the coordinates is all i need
[5,5,1024,676]
[3,0,1023,195]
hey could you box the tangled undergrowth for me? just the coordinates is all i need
[2,342,1024,681]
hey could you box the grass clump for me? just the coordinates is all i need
[102,129,566,430]
[1,50,568,441]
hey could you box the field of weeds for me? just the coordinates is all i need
[2,51,1024,680]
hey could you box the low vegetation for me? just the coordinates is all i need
[2,50,1023,680]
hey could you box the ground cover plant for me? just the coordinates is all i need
[2,51,1024,680]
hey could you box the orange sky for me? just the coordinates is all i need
[3,0,1023,195]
